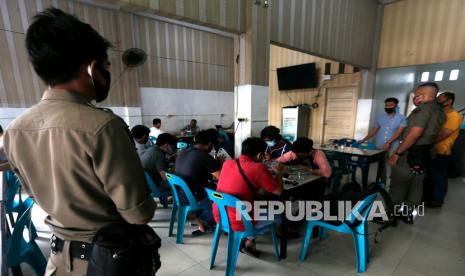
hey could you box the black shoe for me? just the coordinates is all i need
[277,231,300,240]
[425,201,442,208]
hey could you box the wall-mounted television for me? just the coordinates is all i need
[277,63,318,90]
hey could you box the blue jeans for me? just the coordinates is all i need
[178,190,214,225]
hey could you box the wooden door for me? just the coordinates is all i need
[322,86,358,143]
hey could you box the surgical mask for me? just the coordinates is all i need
[413,95,423,106]
[385,108,395,114]
[266,140,276,147]
[87,64,111,103]
[438,101,448,108]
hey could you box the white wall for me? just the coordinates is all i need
[139,88,234,133]
[234,85,269,156]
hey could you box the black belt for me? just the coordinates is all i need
[51,235,93,260]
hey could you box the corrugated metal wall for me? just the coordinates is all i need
[378,0,465,68]
[111,0,245,33]
[270,0,380,69]
[0,0,234,108]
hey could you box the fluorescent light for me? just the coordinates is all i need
[434,71,444,81]
[421,72,429,82]
[450,69,459,81]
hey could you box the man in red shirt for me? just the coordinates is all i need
[213,137,283,256]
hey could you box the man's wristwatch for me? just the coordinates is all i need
[395,151,404,156]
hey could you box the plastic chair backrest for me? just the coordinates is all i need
[144,171,162,197]
[7,197,37,264]
[177,142,188,150]
[204,188,254,233]
[165,173,199,208]
[149,136,157,144]
[218,130,230,143]
[4,171,23,213]
[345,193,378,225]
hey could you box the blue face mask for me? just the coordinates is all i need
[266,140,277,147]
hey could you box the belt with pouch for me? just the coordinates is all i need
[51,235,93,260]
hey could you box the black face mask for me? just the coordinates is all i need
[385,108,395,114]
[90,64,111,103]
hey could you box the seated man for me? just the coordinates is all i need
[131,125,154,152]
[276,137,332,179]
[175,129,222,233]
[180,119,200,136]
[214,137,283,257]
[149,118,164,138]
[260,125,292,159]
[138,133,177,193]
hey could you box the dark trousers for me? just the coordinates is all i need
[423,154,449,205]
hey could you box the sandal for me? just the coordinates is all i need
[192,224,215,236]
[239,239,261,258]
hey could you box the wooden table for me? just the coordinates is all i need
[317,146,386,189]
[279,166,322,259]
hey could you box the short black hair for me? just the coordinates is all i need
[156,133,176,146]
[25,8,112,85]
[260,126,281,140]
[131,125,150,139]
[418,82,439,93]
[153,118,161,125]
[194,129,219,145]
[191,119,197,124]
[292,137,313,153]
[439,92,455,105]
[241,137,268,157]
[385,97,399,105]
[0,125,3,134]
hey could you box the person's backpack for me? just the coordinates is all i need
[87,223,162,276]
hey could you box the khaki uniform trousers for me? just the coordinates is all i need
[45,240,88,276]
[389,154,424,207]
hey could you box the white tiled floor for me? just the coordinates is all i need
[16,174,465,275]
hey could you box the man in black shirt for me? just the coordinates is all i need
[175,129,222,232]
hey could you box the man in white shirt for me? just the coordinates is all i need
[150,118,163,138]
[131,125,153,152]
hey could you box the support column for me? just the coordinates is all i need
[234,0,271,156]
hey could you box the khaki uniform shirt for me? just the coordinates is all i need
[4,89,156,242]
[403,101,446,145]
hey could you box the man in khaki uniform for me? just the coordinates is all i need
[4,8,156,275]
[388,82,445,224]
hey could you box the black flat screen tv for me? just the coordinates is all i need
[277,63,318,90]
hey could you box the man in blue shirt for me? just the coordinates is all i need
[360,97,407,183]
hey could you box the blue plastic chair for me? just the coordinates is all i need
[149,136,157,144]
[144,171,171,208]
[300,193,379,273]
[177,142,189,151]
[205,188,280,276]
[325,151,353,192]
[7,197,47,276]
[165,173,212,244]
[3,172,38,238]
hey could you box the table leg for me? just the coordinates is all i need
[376,153,386,183]
[362,163,370,190]
[280,212,288,259]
